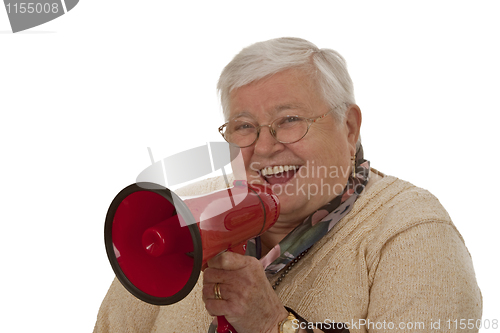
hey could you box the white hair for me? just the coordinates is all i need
[217,37,356,122]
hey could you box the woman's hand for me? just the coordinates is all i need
[202,251,289,333]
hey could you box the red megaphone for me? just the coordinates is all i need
[104,180,280,333]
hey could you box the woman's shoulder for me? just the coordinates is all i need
[352,168,458,247]
[365,169,451,224]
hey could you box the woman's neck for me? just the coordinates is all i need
[259,220,300,256]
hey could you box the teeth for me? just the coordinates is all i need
[261,165,299,176]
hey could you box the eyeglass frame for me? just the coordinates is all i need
[218,104,344,148]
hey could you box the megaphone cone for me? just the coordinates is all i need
[104,180,280,307]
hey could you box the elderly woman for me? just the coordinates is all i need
[94,37,482,333]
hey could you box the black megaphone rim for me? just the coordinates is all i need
[104,182,202,305]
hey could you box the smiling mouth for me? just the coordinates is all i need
[260,165,300,185]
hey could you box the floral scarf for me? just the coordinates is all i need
[246,146,370,277]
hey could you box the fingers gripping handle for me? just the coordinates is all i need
[214,245,244,333]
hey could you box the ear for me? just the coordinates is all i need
[344,104,362,155]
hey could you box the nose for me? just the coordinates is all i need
[253,125,284,156]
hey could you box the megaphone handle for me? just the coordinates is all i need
[217,316,236,333]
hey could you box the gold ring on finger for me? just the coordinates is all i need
[214,283,222,300]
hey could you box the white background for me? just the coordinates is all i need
[1,1,499,331]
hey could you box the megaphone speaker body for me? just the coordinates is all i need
[105,180,280,306]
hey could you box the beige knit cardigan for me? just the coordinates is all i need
[94,170,482,332]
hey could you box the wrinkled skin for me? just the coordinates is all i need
[203,68,361,332]
[203,252,288,333]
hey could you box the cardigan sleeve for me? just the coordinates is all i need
[366,221,482,333]
[93,278,160,333]
[93,177,228,332]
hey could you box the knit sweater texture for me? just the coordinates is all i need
[94,170,482,332]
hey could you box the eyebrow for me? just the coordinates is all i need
[230,111,256,121]
[273,103,304,114]
[231,103,306,121]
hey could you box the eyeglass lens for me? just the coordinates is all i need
[223,116,309,147]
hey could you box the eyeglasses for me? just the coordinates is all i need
[218,107,337,148]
